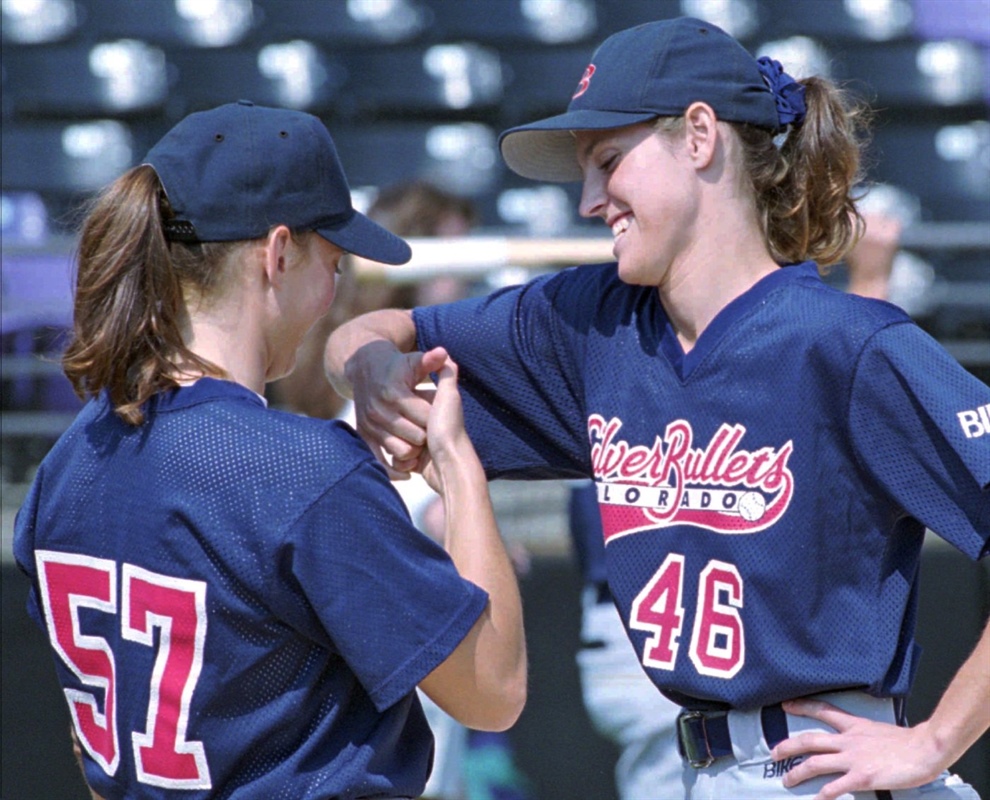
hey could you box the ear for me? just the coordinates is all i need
[682,102,719,169]
[263,225,294,289]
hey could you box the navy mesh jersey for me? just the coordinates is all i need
[14,378,488,799]
[415,261,990,711]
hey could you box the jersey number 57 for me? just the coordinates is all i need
[35,550,212,791]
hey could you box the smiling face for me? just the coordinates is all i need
[575,121,700,288]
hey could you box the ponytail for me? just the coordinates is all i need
[63,166,231,425]
[735,76,871,267]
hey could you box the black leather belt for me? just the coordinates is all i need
[676,704,788,768]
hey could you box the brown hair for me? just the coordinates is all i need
[657,76,870,267]
[62,165,238,426]
[736,77,870,267]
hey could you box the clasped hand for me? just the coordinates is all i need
[348,342,463,491]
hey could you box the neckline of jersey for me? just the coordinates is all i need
[150,377,268,412]
[659,261,820,380]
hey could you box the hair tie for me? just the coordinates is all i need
[757,56,807,130]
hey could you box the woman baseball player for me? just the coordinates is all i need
[325,17,990,800]
[13,102,526,800]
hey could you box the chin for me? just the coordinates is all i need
[617,252,668,287]
[616,262,652,287]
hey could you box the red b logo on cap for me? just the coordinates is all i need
[572,64,595,99]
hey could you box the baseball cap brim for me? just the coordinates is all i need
[316,210,412,265]
[499,109,658,182]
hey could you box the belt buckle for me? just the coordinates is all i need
[678,710,716,769]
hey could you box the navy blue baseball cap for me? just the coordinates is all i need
[499,17,782,182]
[144,101,411,265]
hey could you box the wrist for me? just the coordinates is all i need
[913,718,963,777]
[435,450,486,493]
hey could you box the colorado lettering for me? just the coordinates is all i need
[588,415,795,540]
[597,484,753,513]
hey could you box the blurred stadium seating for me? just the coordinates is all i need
[2,0,988,232]
[337,43,506,119]
[2,0,987,486]
[1,40,170,118]
[167,43,348,115]
[333,121,505,194]
[871,121,990,220]
[1,2,988,794]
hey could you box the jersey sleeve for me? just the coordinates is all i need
[282,458,489,712]
[849,321,990,559]
[414,266,602,479]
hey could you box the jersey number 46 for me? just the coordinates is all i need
[629,554,744,678]
[35,550,212,791]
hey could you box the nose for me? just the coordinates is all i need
[578,171,607,220]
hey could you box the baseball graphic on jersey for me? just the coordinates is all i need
[737,491,766,521]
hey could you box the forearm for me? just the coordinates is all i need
[775,614,990,795]
[439,455,527,728]
[920,613,990,769]
[323,308,417,399]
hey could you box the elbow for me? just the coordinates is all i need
[496,646,529,729]
[496,670,529,731]
[423,615,528,731]
[473,665,528,732]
